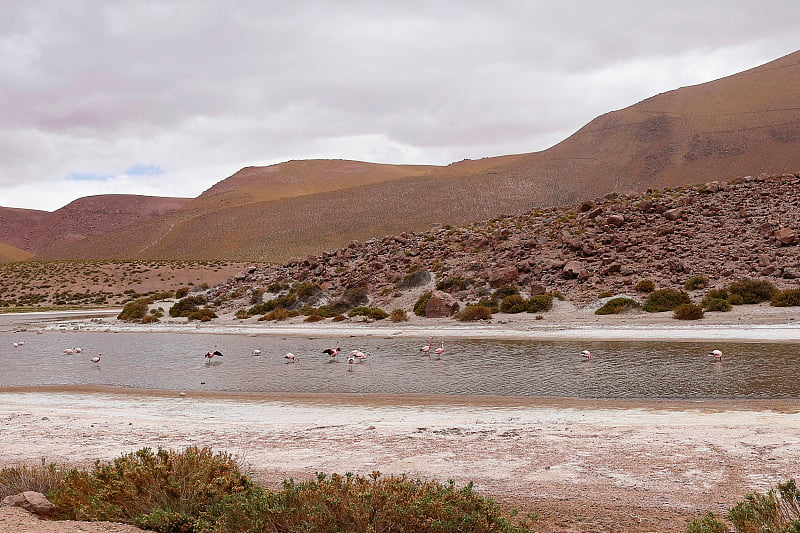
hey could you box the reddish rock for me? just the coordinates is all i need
[663,208,683,221]
[607,214,625,227]
[562,260,589,280]
[425,290,460,318]
[2,491,55,516]
[488,266,519,287]
[775,227,797,245]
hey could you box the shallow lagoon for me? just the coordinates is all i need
[1,330,798,398]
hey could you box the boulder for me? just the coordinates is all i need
[663,208,683,221]
[562,260,589,280]
[606,214,625,227]
[425,290,460,318]
[775,227,797,245]
[488,266,519,288]
[2,491,55,516]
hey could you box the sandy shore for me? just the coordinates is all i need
[2,304,800,531]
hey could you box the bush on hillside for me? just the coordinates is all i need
[413,291,432,317]
[169,295,208,318]
[701,298,732,312]
[635,279,656,293]
[348,307,388,320]
[455,305,493,321]
[727,279,778,304]
[684,276,709,291]
[526,293,554,313]
[117,298,151,322]
[492,284,519,301]
[390,308,408,322]
[436,276,470,292]
[771,288,800,307]
[642,289,692,312]
[499,294,528,314]
[673,303,704,320]
[595,297,640,315]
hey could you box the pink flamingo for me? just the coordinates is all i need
[708,349,722,361]
[581,350,592,360]
[284,352,298,363]
[434,342,444,356]
[323,346,340,358]
[91,353,101,364]
[420,339,433,354]
[351,350,369,360]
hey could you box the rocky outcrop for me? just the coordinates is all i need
[425,290,460,318]
[211,173,800,311]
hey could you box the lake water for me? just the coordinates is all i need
[1,329,798,398]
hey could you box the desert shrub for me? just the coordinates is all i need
[493,284,519,301]
[685,512,729,533]
[340,287,369,308]
[175,287,190,299]
[169,295,207,318]
[390,308,408,322]
[304,314,324,322]
[673,303,704,320]
[772,288,800,307]
[455,305,493,321]
[598,291,613,298]
[235,309,249,319]
[684,276,709,291]
[49,446,251,525]
[187,308,217,322]
[249,288,265,305]
[413,291,432,317]
[140,314,160,324]
[397,269,431,289]
[705,288,729,300]
[595,297,640,315]
[260,308,292,321]
[436,276,470,292]
[197,472,536,533]
[695,478,800,533]
[527,293,553,313]
[117,298,150,322]
[0,459,63,498]
[727,278,778,304]
[702,298,732,312]
[635,279,656,293]
[331,315,346,322]
[499,294,528,314]
[348,307,388,320]
[728,293,744,305]
[643,289,692,312]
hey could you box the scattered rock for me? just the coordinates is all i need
[775,227,797,245]
[2,492,54,517]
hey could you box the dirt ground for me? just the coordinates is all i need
[2,390,799,533]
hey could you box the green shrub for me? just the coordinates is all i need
[728,293,744,305]
[727,279,778,304]
[705,288,729,300]
[0,459,63,498]
[140,314,160,324]
[595,297,640,315]
[49,447,251,524]
[347,307,388,320]
[169,295,207,318]
[390,308,408,322]
[260,308,292,321]
[724,479,800,533]
[175,287,190,299]
[635,279,655,293]
[235,309,249,319]
[187,308,217,322]
[118,298,151,322]
[499,294,528,313]
[455,305,493,321]
[673,303,704,320]
[772,288,800,307]
[492,284,519,301]
[304,314,324,322]
[436,276,470,292]
[198,472,536,533]
[526,294,554,313]
[685,512,729,533]
[684,276,709,291]
[413,291,432,317]
[702,298,732,312]
[643,289,692,312]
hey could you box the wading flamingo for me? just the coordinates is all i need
[323,346,340,358]
[284,352,298,363]
[91,353,101,364]
[708,349,723,361]
[252,349,261,356]
[420,339,433,353]
[581,350,592,360]
[351,350,369,360]
[434,342,444,357]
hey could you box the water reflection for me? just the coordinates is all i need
[0,331,798,398]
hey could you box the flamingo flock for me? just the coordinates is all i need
[420,339,445,358]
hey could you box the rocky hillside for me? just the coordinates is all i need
[10,50,799,262]
[210,172,800,314]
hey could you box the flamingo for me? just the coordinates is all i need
[420,339,433,353]
[434,342,444,356]
[323,346,340,358]
[581,350,592,360]
[91,353,101,364]
[351,350,369,360]
[12,342,23,348]
[205,350,224,360]
[252,349,262,356]
[708,349,723,361]
[64,348,75,354]
[74,347,82,353]
[284,352,298,363]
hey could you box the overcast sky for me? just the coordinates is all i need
[1,1,797,211]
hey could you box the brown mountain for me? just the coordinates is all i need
[7,50,800,262]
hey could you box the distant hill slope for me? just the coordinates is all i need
[6,50,800,262]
